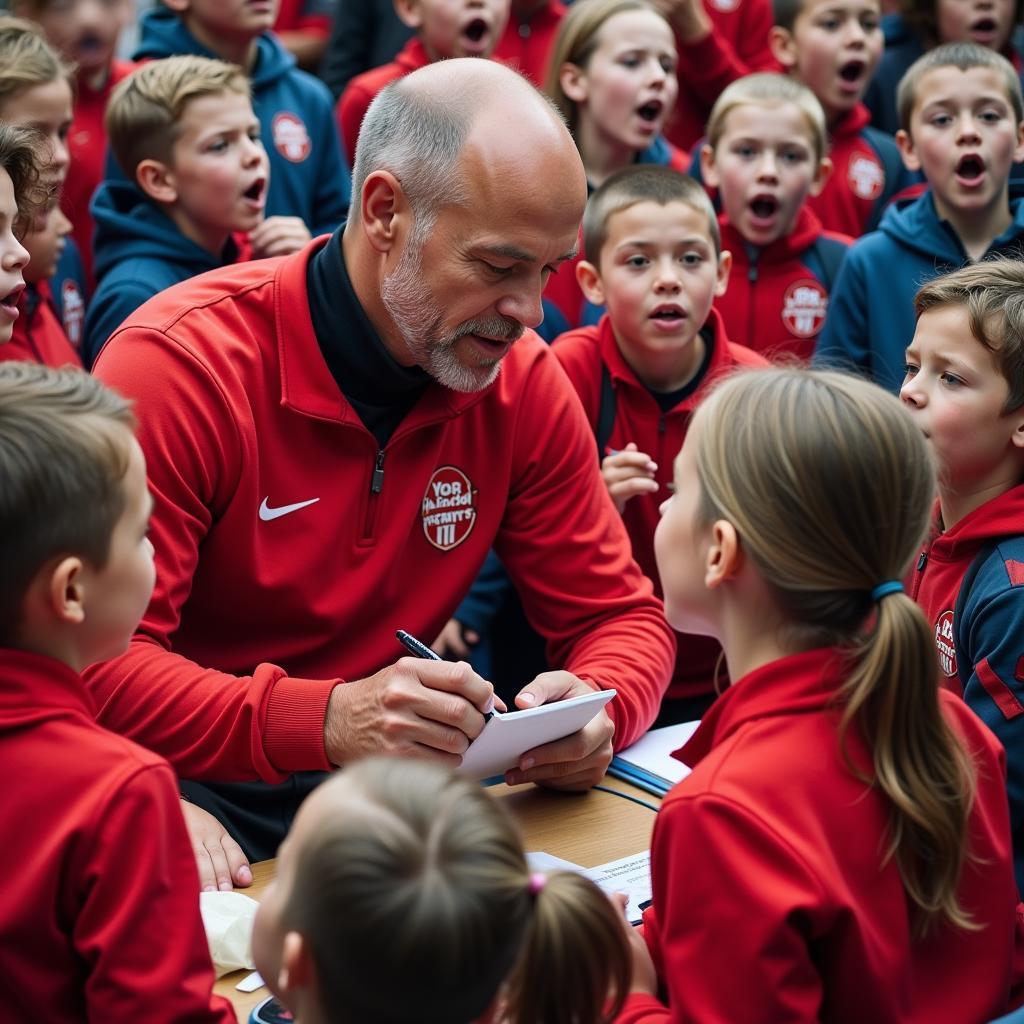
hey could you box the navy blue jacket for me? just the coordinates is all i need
[52,237,88,357]
[815,189,1024,393]
[133,6,349,235]
[83,181,238,367]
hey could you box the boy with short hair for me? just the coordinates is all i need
[337,0,511,163]
[769,0,915,236]
[554,165,766,721]
[817,42,1024,393]
[0,361,233,1023]
[84,55,270,366]
[12,0,136,284]
[132,0,349,259]
[902,257,1024,894]
[700,73,852,360]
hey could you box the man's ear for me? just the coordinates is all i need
[705,519,741,590]
[393,0,424,29]
[359,169,410,256]
[576,260,606,305]
[559,62,588,104]
[714,249,732,297]
[895,129,921,173]
[768,25,798,70]
[700,143,720,189]
[136,159,178,205]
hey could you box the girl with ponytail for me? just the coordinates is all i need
[619,367,1022,1023]
[250,756,630,1024]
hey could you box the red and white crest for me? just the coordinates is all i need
[61,279,84,351]
[709,0,740,11]
[781,280,828,339]
[847,154,884,201]
[272,112,311,163]
[422,466,477,551]
[934,610,958,678]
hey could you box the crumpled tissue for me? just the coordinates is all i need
[199,890,259,977]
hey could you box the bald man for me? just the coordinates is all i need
[89,60,676,886]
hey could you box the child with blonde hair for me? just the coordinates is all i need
[251,757,630,1024]
[620,367,1023,1022]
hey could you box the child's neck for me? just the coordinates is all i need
[935,188,1013,261]
[717,592,795,683]
[166,208,232,259]
[183,14,260,73]
[577,120,638,188]
[938,471,1022,531]
[617,326,705,392]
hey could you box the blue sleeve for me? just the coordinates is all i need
[83,281,153,369]
[960,575,1024,833]
[306,79,350,233]
[454,549,512,633]
[813,243,872,377]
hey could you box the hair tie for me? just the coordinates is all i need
[528,872,547,896]
[871,581,904,602]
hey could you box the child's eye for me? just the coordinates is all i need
[248,129,263,144]
[929,113,953,127]
[659,57,677,74]
[818,17,840,29]
[861,15,880,30]
[618,55,641,68]
[625,254,650,268]
[978,109,1005,124]
[939,372,964,387]
[902,361,919,380]
[733,144,756,159]
[680,252,704,266]
[781,148,807,164]
[208,139,229,153]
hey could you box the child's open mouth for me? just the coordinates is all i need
[749,195,779,221]
[955,153,985,186]
[462,17,489,47]
[838,59,866,88]
[649,303,686,328]
[969,16,999,41]
[636,100,664,124]
[0,283,23,317]
[242,178,266,205]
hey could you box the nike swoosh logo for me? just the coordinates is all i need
[259,496,320,521]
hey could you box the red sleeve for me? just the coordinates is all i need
[87,328,337,782]
[677,0,777,110]
[337,79,373,165]
[622,793,827,1022]
[498,346,675,747]
[73,762,235,1023]
[551,329,603,425]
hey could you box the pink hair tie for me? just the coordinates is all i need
[528,872,547,895]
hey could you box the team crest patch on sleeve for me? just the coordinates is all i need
[61,280,84,350]
[422,466,477,551]
[847,154,884,200]
[934,609,958,677]
[272,112,312,162]
[781,280,828,339]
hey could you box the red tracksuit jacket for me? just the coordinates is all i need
[552,310,765,700]
[715,205,852,361]
[64,59,136,286]
[0,281,81,368]
[617,646,1024,1024]
[336,37,432,163]
[493,0,566,87]
[88,236,675,782]
[0,650,233,1024]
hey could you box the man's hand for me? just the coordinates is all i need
[248,216,312,259]
[648,0,712,42]
[180,799,252,893]
[601,442,659,513]
[609,892,659,995]
[324,657,499,766]
[504,670,614,789]
[433,618,480,659]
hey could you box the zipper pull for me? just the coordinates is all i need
[917,551,927,572]
[371,450,385,494]
[658,415,667,435]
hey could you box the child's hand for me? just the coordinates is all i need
[649,0,711,41]
[248,216,313,259]
[609,892,660,996]
[433,618,480,659]
[179,799,252,893]
[601,442,659,513]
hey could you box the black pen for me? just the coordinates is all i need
[395,629,497,720]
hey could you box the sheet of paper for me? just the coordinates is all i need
[614,721,701,785]
[526,850,652,925]
[236,971,265,993]
[459,689,616,779]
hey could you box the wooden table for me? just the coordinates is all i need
[215,776,659,1021]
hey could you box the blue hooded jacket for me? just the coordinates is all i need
[132,6,349,236]
[815,188,1024,393]
[83,181,238,367]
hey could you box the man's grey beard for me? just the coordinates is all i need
[380,233,524,393]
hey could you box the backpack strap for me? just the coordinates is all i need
[595,361,616,460]
[800,235,848,292]
[953,540,1000,691]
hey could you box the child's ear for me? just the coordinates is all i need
[559,63,588,105]
[576,259,606,305]
[275,931,314,1004]
[895,129,921,173]
[48,556,86,627]
[768,26,798,70]
[1014,120,1024,165]
[714,249,732,297]
[705,519,741,590]
[136,159,178,205]
[700,144,720,189]
[393,0,424,29]
[1010,407,1024,451]
[160,0,189,13]
[808,155,833,197]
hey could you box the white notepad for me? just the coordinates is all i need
[459,688,616,779]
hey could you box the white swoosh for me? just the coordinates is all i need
[259,496,320,521]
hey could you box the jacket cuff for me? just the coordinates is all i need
[263,675,339,773]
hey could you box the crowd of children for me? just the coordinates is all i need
[5,0,1024,1020]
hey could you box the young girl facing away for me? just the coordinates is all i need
[542,0,687,333]
[251,757,631,1024]
[618,368,1023,1023]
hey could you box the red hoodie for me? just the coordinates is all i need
[336,38,433,163]
[493,0,567,87]
[714,205,852,361]
[553,310,766,700]
[0,282,81,368]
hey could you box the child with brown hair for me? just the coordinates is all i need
[620,367,1023,1022]
[0,124,36,349]
[251,756,631,1024]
